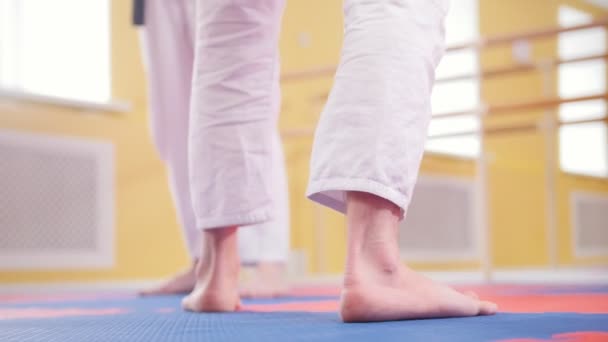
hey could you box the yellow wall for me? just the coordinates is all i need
[285,0,608,273]
[554,1,608,266]
[480,0,608,268]
[279,1,482,273]
[279,0,343,274]
[279,0,608,272]
[0,0,189,283]
[0,0,606,284]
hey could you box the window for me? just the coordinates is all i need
[558,5,607,178]
[427,0,480,158]
[0,0,111,104]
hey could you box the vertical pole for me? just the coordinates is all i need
[477,106,492,283]
[541,60,559,269]
[312,204,326,274]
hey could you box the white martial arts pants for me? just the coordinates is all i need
[307,0,449,215]
[185,0,448,229]
[140,0,290,263]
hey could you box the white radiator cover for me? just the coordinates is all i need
[0,130,114,269]
[399,175,478,261]
[572,191,608,258]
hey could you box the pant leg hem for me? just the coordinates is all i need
[306,178,408,217]
[186,238,202,259]
[196,206,274,230]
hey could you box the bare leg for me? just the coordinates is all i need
[182,0,285,311]
[138,0,200,297]
[239,133,290,299]
[182,227,240,312]
[339,192,497,323]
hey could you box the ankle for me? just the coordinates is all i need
[346,192,401,242]
[199,227,240,277]
[346,192,402,220]
[203,226,238,256]
[344,191,404,287]
[204,226,238,244]
[344,252,402,288]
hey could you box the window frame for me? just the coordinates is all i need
[0,0,128,113]
[426,0,481,159]
[557,5,608,179]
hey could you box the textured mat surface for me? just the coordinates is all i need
[1,285,607,342]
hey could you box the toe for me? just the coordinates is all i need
[181,295,192,311]
[478,300,498,315]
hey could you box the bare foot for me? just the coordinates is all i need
[240,262,289,298]
[138,262,197,296]
[182,227,241,312]
[340,192,498,323]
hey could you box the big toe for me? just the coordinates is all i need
[181,294,196,311]
[478,300,498,315]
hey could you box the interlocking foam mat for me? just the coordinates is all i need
[1,284,607,341]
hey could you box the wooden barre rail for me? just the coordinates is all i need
[489,93,608,115]
[281,65,336,82]
[433,93,608,119]
[280,95,608,139]
[312,54,608,109]
[281,116,608,140]
[448,18,608,52]
[427,117,608,140]
[281,18,608,82]
[437,53,608,83]
[306,53,608,103]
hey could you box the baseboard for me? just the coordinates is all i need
[292,268,608,286]
[426,268,608,284]
[0,280,158,294]
[1,268,606,294]
[491,268,608,284]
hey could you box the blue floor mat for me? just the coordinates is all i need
[1,285,607,342]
